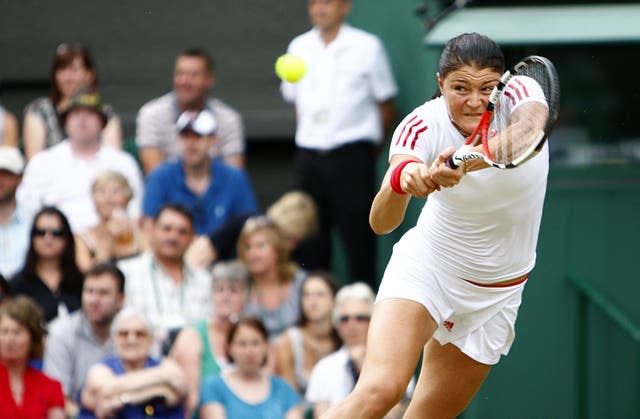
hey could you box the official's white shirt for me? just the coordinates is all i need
[281,24,397,150]
[17,141,144,232]
[388,76,549,283]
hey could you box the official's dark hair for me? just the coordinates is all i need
[84,261,126,294]
[178,47,216,73]
[154,203,194,228]
[22,206,83,295]
[433,33,504,99]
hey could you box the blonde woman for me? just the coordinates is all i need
[75,171,145,271]
[237,216,307,339]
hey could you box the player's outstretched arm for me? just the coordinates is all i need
[370,154,437,235]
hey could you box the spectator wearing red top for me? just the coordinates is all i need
[0,295,65,418]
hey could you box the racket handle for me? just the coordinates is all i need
[445,155,458,168]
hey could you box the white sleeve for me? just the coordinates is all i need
[388,109,432,163]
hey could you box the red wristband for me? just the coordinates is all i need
[389,159,418,195]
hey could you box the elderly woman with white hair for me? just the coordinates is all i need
[79,308,186,419]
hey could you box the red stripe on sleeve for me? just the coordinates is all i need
[503,91,516,106]
[395,115,418,146]
[514,79,530,97]
[410,125,428,150]
[402,119,425,147]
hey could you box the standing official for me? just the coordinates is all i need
[281,0,397,288]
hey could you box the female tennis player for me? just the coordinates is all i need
[321,33,550,419]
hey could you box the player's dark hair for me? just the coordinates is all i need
[178,47,216,73]
[432,33,504,99]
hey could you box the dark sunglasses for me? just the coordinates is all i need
[34,228,65,238]
[339,314,371,324]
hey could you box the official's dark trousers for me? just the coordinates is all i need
[294,141,377,289]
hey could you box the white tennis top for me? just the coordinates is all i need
[388,76,549,283]
[281,24,397,150]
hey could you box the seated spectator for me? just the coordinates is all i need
[142,109,257,237]
[76,171,146,272]
[136,47,245,174]
[0,146,33,278]
[171,259,250,416]
[23,43,121,160]
[0,103,19,147]
[186,190,318,269]
[306,283,377,417]
[118,204,212,350]
[199,316,303,419]
[274,271,342,395]
[11,206,83,323]
[17,90,143,232]
[238,215,307,339]
[0,295,65,418]
[80,308,186,419]
[44,262,125,418]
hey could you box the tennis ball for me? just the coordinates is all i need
[275,54,306,83]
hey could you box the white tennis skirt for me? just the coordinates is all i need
[376,228,527,365]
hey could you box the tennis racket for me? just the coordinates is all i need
[445,55,560,170]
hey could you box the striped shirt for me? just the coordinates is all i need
[135,92,245,161]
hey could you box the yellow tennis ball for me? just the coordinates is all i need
[275,54,306,83]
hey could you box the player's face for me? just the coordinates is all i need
[152,210,194,261]
[82,274,124,326]
[438,64,501,136]
[302,277,334,322]
[64,108,104,144]
[308,0,350,31]
[0,315,32,363]
[174,56,214,109]
[55,57,95,99]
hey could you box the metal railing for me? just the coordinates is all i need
[568,275,640,419]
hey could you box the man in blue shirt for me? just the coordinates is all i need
[142,109,258,237]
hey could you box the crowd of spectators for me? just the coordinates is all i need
[0,1,403,416]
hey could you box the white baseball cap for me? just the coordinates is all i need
[0,146,25,175]
[176,109,217,137]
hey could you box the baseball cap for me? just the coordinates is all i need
[176,109,217,137]
[59,89,108,127]
[0,146,25,175]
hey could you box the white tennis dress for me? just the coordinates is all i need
[377,76,549,364]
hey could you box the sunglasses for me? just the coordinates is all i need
[339,314,371,324]
[34,228,65,238]
[117,329,149,339]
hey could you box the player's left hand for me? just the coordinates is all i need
[429,147,464,188]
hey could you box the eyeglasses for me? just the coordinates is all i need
[339,314,371,324]
[33,228,65,238]
[117,329,149,339]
